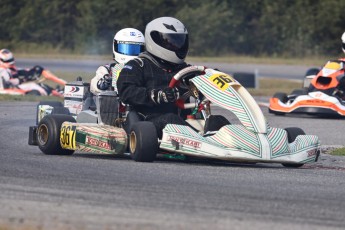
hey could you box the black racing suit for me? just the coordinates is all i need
[117,52,191,138]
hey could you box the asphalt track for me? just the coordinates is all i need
[1,59,345,229]
[1,101,345,230]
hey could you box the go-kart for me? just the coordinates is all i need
[28,66,320,168]
[269,59,345,117]
[0,69,66,97]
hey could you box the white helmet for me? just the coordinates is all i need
[145,17,189,64]
[0,49,15,68]
[113,28,145,64]
[342,32,345,54]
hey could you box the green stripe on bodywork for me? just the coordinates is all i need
[76,131,86,144]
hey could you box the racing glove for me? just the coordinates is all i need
[150,87,179,104]
[97,74,112,90]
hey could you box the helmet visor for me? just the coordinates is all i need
[150,31,189,59]
[114,42,145,56]
[342,42,345,51]
[0,57,14,64]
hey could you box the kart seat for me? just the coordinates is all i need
[203,115,231,136]
[84,92,96,111]
[96,91,119,126]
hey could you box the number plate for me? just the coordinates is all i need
[209,73,235,91]
[60,124,77,150]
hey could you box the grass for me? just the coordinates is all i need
[248,77,301,96]
[186,55,330,66]
[14,52,340,66]
[0,76,301,102]
[329,148,345,156]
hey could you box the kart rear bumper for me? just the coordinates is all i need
[28,126,38,146]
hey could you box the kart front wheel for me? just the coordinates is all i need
[290,88,307,96]
[282,127,305,168]
[37,114,76,155]
[129,122,158,162]
[270,92,288,116]
[273,92,288,103]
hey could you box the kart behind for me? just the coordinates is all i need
[28,66,321,168]
[0,69,66,97]
[269,60,345,117]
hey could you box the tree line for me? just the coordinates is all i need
[1,0,345,57]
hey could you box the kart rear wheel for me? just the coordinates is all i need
[282,127,305,168]
[129,122,158,162]
[37,114,76,155]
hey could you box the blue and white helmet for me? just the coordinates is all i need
[145,17,189,64]
[113,28,145,63]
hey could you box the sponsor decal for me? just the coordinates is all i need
[64,100,83,115]
[86,136,111,150]
[168,135,201,148]
[130,32,136,36]
[64,85,84,98]
[314,92,323,98]
[123,65,133,70]
[306,99,325,104]
[209,73,235,91]
[68,86,80,93]
[307,149,317,157]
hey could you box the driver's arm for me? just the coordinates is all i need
[117,60,156,107]
[12,69,32,83]
[15,66,43,82]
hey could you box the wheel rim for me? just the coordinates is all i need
[37,124,49,146]
[129,131,137,153]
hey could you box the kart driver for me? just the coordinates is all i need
[333,32,345,99]
[341,31,345,57]
[0,49,43,90]
[90,28,145,94]
[117,17,193,138]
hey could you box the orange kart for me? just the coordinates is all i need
[269,59,345,117]
[0,69,66,97]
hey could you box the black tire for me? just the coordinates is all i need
[52,107,70,115]
[129,121,158,162]
[38,101,63,107]
[303,68,320,88]
[282,127,305,168]
[290,88,307,96]
[26,90,41,96]
[36,101,64,125]
[305,68,320,77]
[272,92,288,103]
[37,114,76,155]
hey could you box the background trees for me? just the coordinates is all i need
[1,0,344,57]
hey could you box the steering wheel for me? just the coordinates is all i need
[168,65,207,109]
